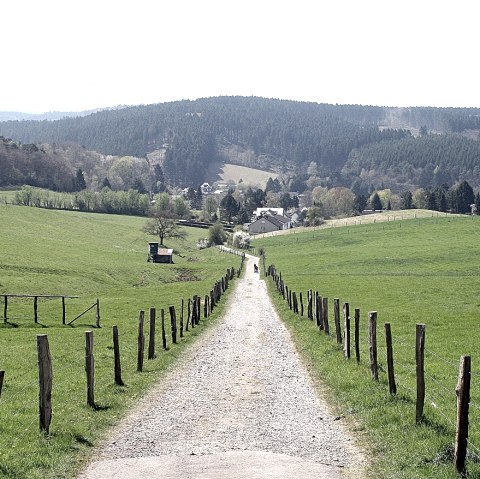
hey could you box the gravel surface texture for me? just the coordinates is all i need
[78,255,365,479]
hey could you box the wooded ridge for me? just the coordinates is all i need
[1,96,480,192]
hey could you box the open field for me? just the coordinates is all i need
[206,162,278,188]
[253,214,480,478]
[0,204,241,479]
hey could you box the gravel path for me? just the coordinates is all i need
[78,255,365,479]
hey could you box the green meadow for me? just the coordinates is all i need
[0,204,240,479]
[254,215,480,478]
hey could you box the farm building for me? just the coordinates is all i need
[248,213,291,234]
[148,242,173,263]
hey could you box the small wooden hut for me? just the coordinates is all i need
[148,242,173,263]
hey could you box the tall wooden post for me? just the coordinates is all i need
[62,296,66,325]
[455,355,471,475]
[354,308,360,363]
[148,307,156,360]
[180,299,184,338]
[299,292,304,317]
[85,331,95,407]
[368,312,378,381]
[385,323,396,395]
[95,299,100,328]
[34,296,38,323]
[112,325,124,386]
[137,311,145,372]
[0,370,4,397]
[3,295,7,323]
[322,297,329,334]
[37,334,52,433]
[416,323,426,423]
[169,306,177,344]
[343,303,350,359]
[161,308,167,350]
[334,299,342,344]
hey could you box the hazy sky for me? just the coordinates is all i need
[2,0,479,113]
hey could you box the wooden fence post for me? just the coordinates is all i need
[161,308,167,350]
[169,306,177,344]
[316,293,322,329]
[385,323,396,395]
[0,370,4,397]
[455,355,471,475]
[62,296,66,325]
[85,331,95,407]
[137,310,145,372]
[299,292,304,317]
[354,308,360,363]
[334,299,342,344]
[196,297,201,325]
[148,307,156,360]
[3,295,7,323]
[322,297,329,334]
[112,325,124,386]
[37,334,52,433]
[34,296,38,323]
[416,323,426,423]
[368,311,378,381]
[343,303,350,359]
[95,298,100,328]
[180,299,184,338]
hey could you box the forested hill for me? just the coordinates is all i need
[1,96,480,191]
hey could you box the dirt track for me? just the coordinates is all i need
[78,255,365,479]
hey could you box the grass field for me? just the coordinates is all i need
[217,163,278,188]
[0,204,241,479]
[254,214,480,478]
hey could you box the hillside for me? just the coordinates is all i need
[2,97,480,192]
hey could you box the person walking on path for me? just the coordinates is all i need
[78,255,365,479]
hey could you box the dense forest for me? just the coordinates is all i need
[1,96,480,192]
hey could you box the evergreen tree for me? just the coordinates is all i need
[370,192,383,211]
[101,177,111,189]
[401,191,413,209]
[475,192,480,215]
[72,168,86,192]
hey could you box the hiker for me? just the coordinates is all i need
[254,264,258,273]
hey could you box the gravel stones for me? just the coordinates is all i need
[78,256,365,479]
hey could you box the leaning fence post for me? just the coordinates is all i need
[112,325,124,386]
[148,307,156,360]
[85,331,95,407]
[455,355,471,475]
[385,323,396,395]
[0,370,4,397]
[137,310,145,372]
[37,334,52,433]
[299,292,304,317]
[368,311,378,381]
[416,323,426,423]
[3,295,7,323]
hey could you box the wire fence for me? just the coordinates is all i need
[266,263,479,475]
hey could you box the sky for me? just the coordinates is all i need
[1,0,479,113]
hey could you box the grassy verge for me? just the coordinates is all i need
[254,214,480,478]
[0,204,241,479]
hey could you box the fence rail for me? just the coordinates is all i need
[0,261,244,463]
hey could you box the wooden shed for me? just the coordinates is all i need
[148,242,173,263]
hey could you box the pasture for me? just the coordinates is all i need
[217,163,278,188]
[0,204,240,479]
[254,215,480,478]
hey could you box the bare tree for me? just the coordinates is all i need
[142,212,186,245]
